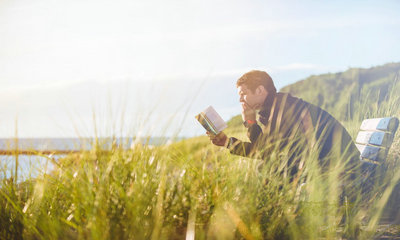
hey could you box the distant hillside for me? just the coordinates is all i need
[280,62,400,121]
[225,62,400,131]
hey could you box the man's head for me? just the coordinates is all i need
[236,70,276,110]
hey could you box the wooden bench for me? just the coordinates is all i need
[355,117,399,164]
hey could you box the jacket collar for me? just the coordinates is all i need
[258,92,277,124]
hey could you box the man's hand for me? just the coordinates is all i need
[241,102,256,122]
[207,131,228,147]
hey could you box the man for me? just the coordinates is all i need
[207,70,373,238]
[208,70,362,181]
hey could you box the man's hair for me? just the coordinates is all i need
[236,70,276,93]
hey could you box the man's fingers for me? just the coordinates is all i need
[211,136,224,146]
[207,131,226,145]
[241,101,253,110]
[241,103,249,111]
[207,132,216,140]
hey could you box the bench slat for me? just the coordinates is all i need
[360,117,399,132]
[355,131,393,147]
[356,144,387,162]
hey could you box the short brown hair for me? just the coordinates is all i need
[236,70,276,93]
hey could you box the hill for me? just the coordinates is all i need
[225,62,400,132]
[280,62,400,121]
[223,62,400,149]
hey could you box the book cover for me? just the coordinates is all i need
[195,106,227,135]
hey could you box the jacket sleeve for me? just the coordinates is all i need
[227,123,263,157]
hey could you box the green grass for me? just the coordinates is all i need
[1,81,400,239]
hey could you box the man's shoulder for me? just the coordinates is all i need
[276,92,336,120]
[276,92,306,107]
[277,92,324,110]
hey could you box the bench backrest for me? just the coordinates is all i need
[355,117,399,164]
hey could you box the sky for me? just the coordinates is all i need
[0,0,399,138]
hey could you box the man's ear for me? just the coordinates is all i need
[255,85,267,95]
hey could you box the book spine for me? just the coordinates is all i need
[201,113,218,135]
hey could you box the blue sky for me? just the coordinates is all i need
[0,0,399,137]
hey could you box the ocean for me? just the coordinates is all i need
[0,137,178,182]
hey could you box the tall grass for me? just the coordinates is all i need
[1,80,400,239]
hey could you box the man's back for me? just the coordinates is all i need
[228,92,360,178]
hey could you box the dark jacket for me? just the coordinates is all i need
[227,92,360,177]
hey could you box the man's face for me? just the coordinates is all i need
[237,84,265,110]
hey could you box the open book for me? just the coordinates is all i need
[195,106,227,135]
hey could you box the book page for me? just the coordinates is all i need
[195,106,227,134]
[203,106,227,133]
[195,112,218,135]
